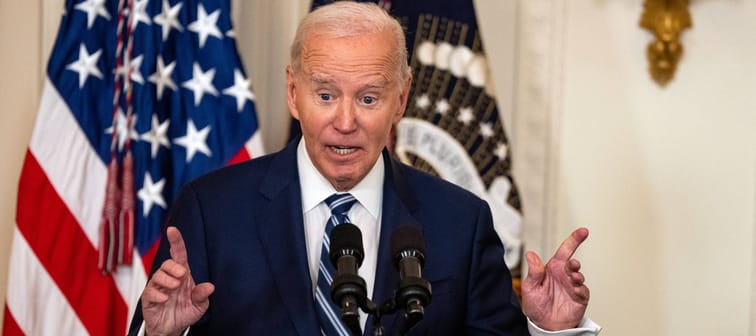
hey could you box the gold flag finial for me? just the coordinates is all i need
[640,0,692,86]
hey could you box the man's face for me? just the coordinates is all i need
[286,31,410,191]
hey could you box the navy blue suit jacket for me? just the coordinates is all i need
[128,139,528,335]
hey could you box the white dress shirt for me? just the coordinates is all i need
[297,138,383,330]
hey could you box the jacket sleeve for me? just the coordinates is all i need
[126,183,211,336]
[464,200,530,335]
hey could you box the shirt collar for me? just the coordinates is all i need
[297,138,383,219]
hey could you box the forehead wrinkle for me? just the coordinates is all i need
[306,66,396,90]
[300,48,400,92]
[303,46,397,78]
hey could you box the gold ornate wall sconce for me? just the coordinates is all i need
[640,0,692,86]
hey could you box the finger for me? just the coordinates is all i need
[159,259,189,279]
[192,282,215,305]
[524,251,545,285]
[150,268,182,290]
[572,285,590,304]
[566,259,582,272]
[552,227,589,262]
[570,271,585,286]
[167,226,189,266]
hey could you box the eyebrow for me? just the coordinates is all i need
[308,73,390,90]
[363,81,387,89]
[310,74,333,85]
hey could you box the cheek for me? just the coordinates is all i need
[295,102,325,132]
[364,118,394,145]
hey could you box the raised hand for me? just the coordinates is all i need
[521,228,590,331]
[141,227,215,336]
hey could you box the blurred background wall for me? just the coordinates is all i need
[1,0,754,335]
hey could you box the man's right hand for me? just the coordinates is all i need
[141,226,215,336]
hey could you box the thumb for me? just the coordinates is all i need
[192,282,215,306]
[524,251,546,285]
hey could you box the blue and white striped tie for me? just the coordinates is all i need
[315,193,358,336]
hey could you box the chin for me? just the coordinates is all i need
[330,177,357,191]
[327,169,362,190]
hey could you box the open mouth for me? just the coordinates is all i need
[329,145,357,155]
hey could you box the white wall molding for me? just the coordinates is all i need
[513,0,567,256]
[753,162,756,336]
[234,0,309,153]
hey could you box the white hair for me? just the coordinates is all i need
[289,1,411,84]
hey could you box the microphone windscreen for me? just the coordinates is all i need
[390,226,426,266]
[329,223,364,264]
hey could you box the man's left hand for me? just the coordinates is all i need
[521,228,590,331]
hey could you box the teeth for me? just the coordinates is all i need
[331,146,355,155]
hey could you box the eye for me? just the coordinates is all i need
[319,93,332,101]
[361,96,376,105]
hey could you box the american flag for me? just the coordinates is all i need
[3,0,263,335]
[387,0,524,276]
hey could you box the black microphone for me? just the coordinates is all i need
[391,226,431,333]
[329,223,368,335]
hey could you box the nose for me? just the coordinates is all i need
[332,100,357,133]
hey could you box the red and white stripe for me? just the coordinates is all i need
[3,78,263,334]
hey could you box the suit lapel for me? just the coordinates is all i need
[367,152,422,335]
[256,140,319,335]
[254,145,423,335]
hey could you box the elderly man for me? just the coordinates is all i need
[129,2,600,335]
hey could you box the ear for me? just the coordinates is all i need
[286,64,300,120]
[393,73,412,124]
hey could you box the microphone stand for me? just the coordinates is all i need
[356,293,422,336]
[366,297,395,336]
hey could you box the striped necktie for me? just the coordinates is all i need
[315,193,358,336]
